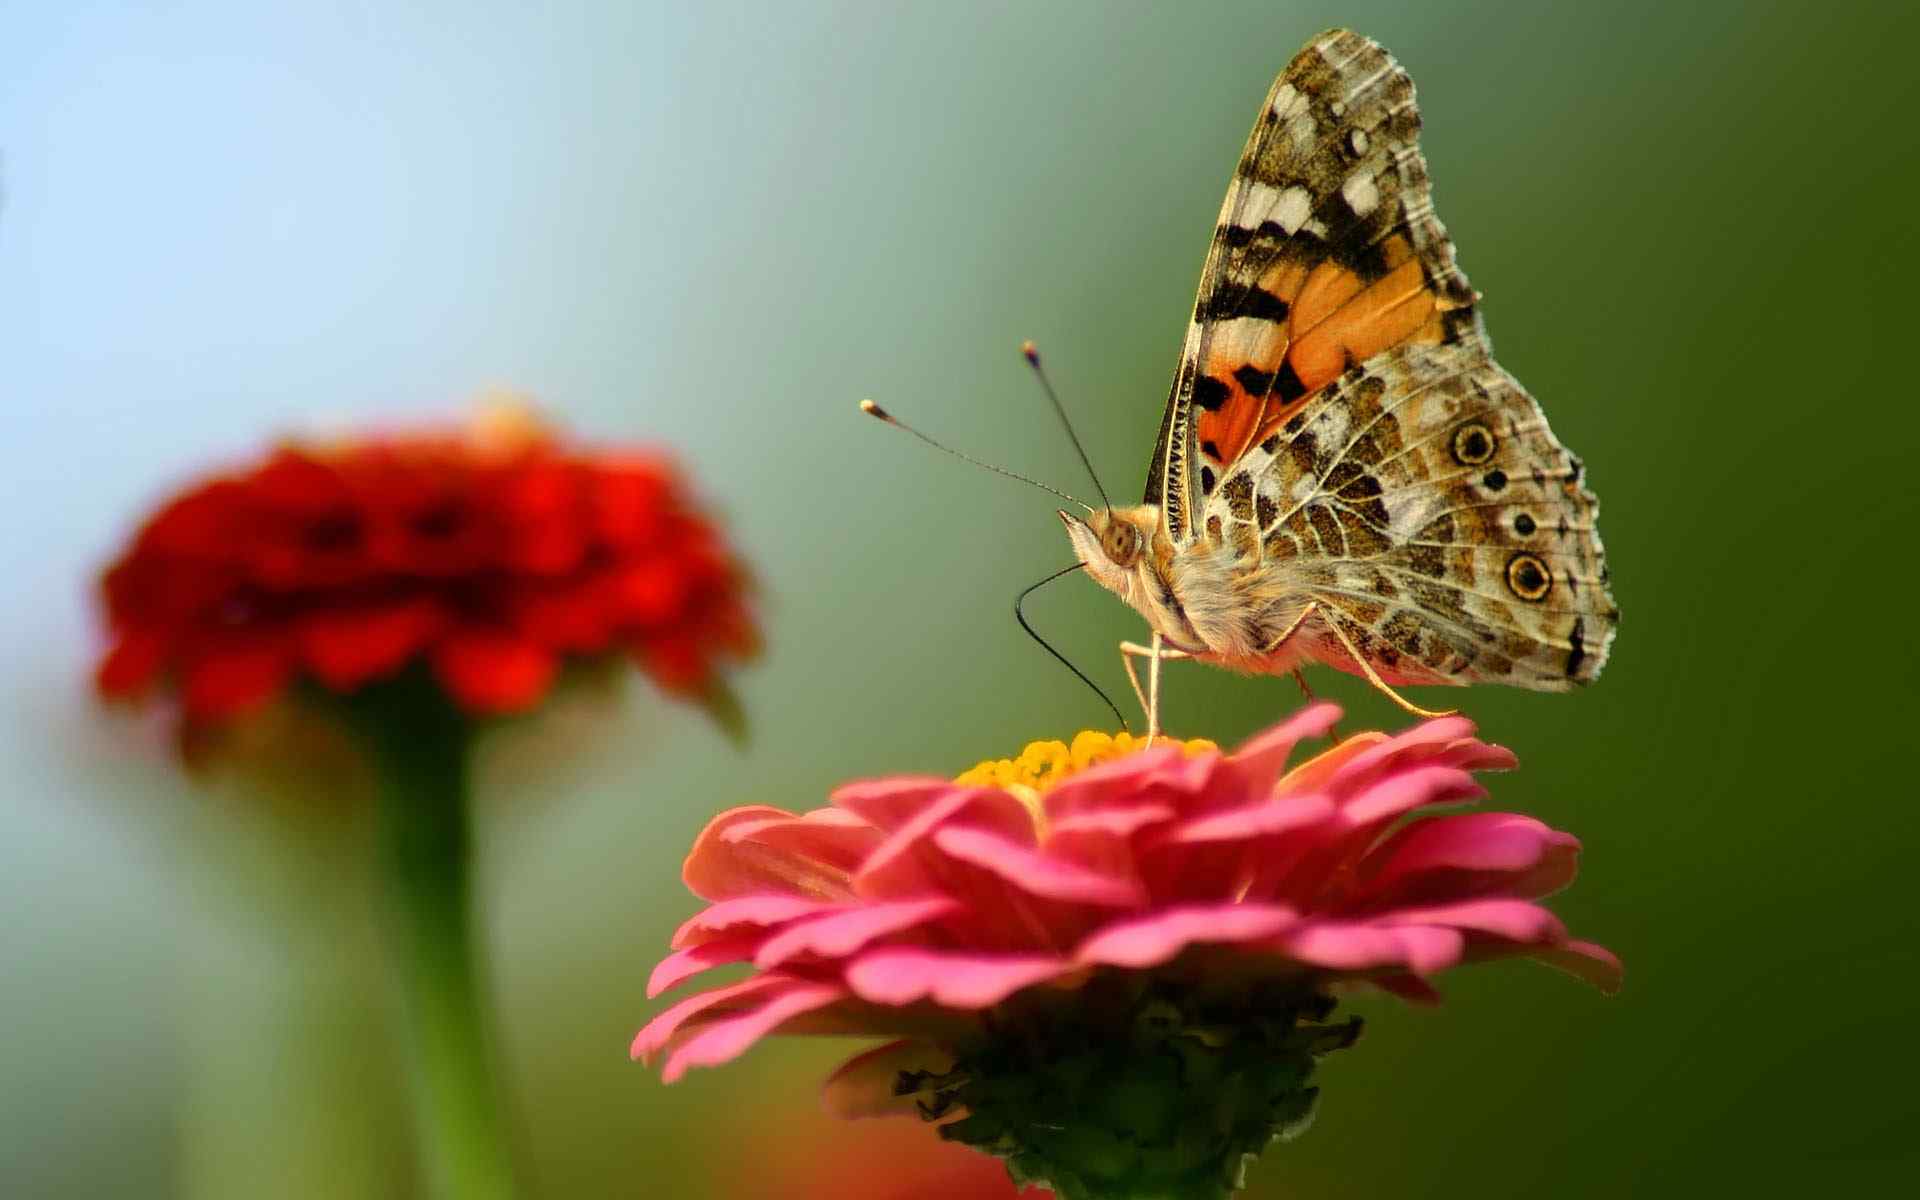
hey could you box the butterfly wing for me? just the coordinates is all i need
[1151,28,1616,687]
[1145,27,1475,543]
[1239,342,1617,688]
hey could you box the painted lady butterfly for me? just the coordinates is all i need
[1057,28,1618,731]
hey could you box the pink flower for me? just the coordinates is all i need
[634,706,1618,1199]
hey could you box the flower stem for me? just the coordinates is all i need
[354,683,516,1200]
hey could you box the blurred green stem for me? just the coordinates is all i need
[356,687,516,1200]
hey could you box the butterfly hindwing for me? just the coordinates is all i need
[1214,340,1616,688]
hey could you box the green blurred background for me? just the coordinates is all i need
[5,1,1918,1195]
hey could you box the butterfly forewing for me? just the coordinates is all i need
[1149,28,1617,689]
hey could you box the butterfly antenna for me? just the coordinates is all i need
[858,399,1093,513]
[1021,341,1113,513]
[1016,563,1130,733]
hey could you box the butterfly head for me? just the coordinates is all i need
[1059,505,1157,599]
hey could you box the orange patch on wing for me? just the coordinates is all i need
[1409,311,1449,345]
[1257,261,1313,306]
[1193,262,1314,467]
[1289,258,1433,386]
[1195,360,1267,465]
[1290,263,1365,337]
[1194,244,1439,472]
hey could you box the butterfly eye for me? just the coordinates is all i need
[1103,523,1140,565]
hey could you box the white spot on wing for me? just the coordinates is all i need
[1344,63,1393,106]
[1271,83,1307,120]
[1288,113,1318,153]
[1234,180,1283,229]
[1212,317,1283,361]
[1274,186,1312,235]
[1342,171,1379,216]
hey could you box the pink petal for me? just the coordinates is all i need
[755,897,959,970]
[1274,919,1464,975]
[1042,746,1213,822]
[1361,813,1580,903]
[1384,723,1517,782]
[671,895,840,949]
[1533,939,1624,994]
[681,807,838,902]
[821,1039,955,1119]
[1342,764,1485,826]
[1440,739,1518,773]
[831,776,964,832]
[1328,716,1480,787]
[1382,898,1567,944]
[1272,732,1389,797]
[631,975,791,1063]
[1227,702,1344,793]
[853,788,1040,899]
[722,807,882,871]
[660,982,848,1083]
[647,935,761,998]
[1163,793,1335,845]
[1076,903,1300,969]
[1047,803,1177,842]
[1389,925,1468,974]
[930,826,1145,907]
[844,948,1071,1008]
[1044,803,1176,876]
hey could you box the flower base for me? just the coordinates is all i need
[904,975,1361,1200]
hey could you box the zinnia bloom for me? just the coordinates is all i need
[95,401,756,730]
[635,706,1617,1200]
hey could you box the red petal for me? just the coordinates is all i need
[611,558,688,626]
[590,460,673,548]
[181,639,291,719]
[511,578,614,652]
[431,628,557,713]
[639,634,710,696]
[297,598,445,690]
[96,630,169,696]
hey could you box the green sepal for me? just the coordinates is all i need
[919,982,1361,1200]
[695,675,749,746]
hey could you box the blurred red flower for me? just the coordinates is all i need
[95,403,756,727]
[739,1114,1049,1199]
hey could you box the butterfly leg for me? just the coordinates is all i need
[1315,607,1458,720]
[1119,635,1191,745]
[1148,630,1167,746]
[1286,668,1345,743]
[1265,603,1454,721]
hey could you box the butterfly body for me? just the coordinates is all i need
[1066,29,1617,709]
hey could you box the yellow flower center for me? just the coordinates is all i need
[955,730,1216,793]
[467,391,552,456]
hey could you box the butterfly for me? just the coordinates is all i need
[1059,28,1617,733]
